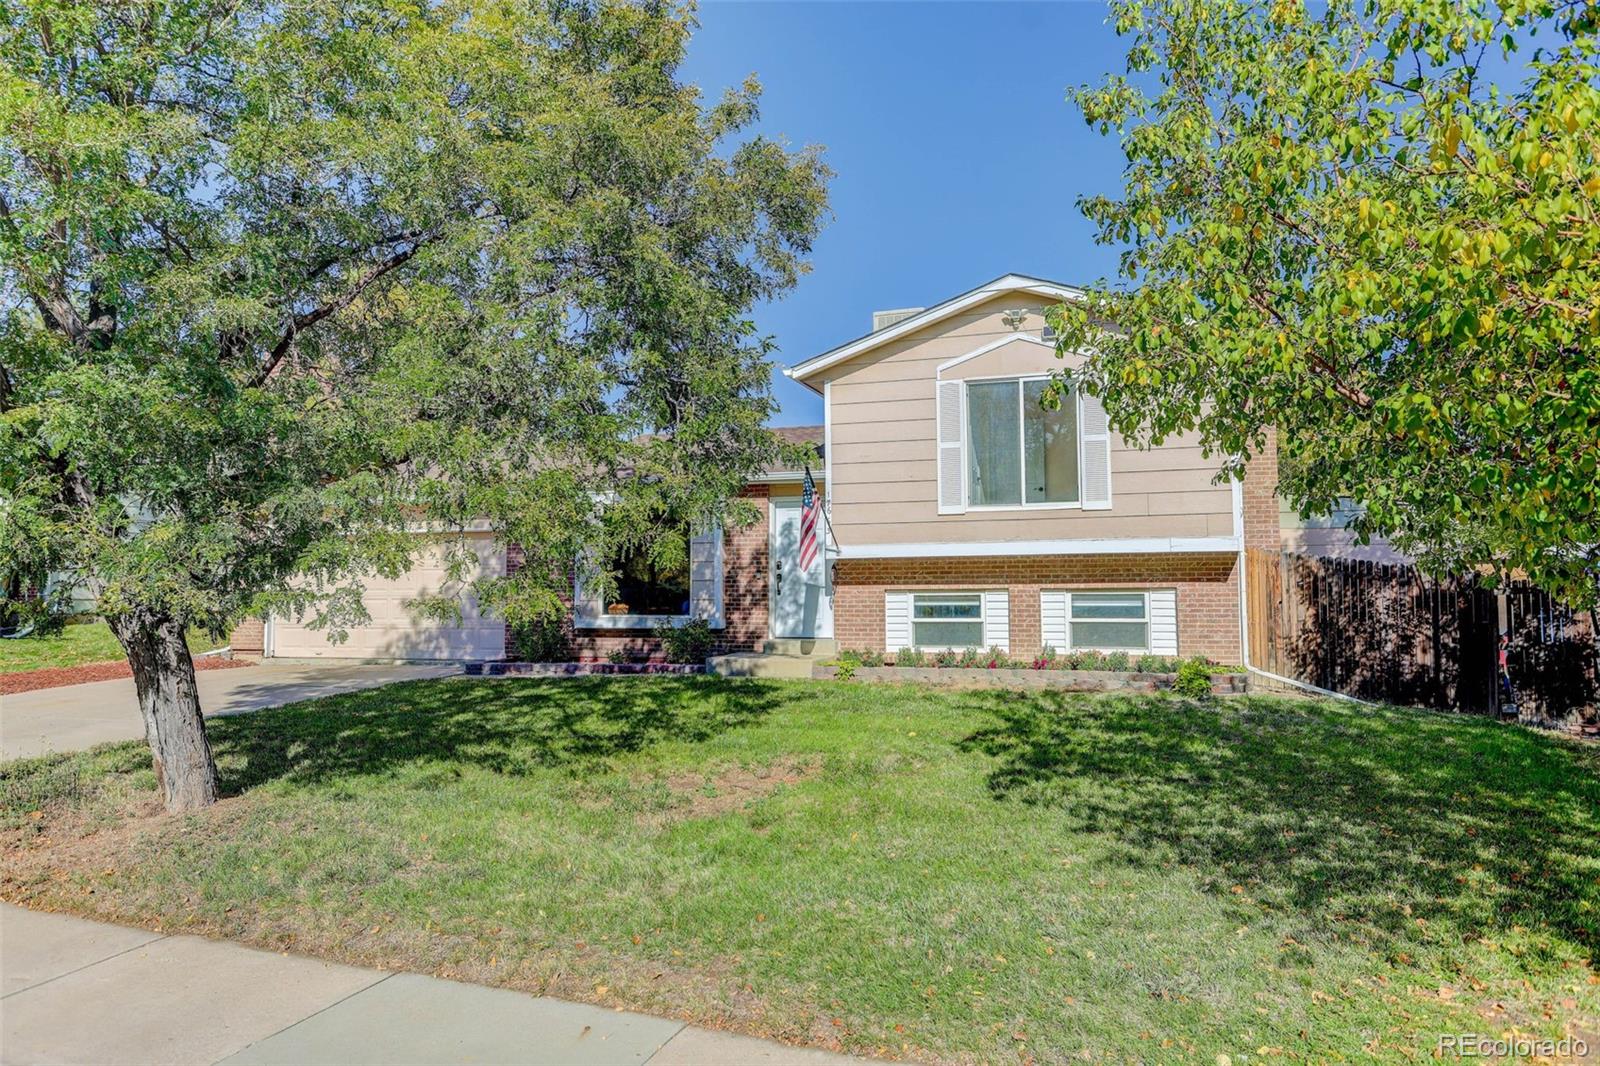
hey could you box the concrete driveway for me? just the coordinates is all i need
[0,661,459,761]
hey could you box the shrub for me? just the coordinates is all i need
[894,647,924,667]
[833,659,856,682]
[933,649,959,668]
[983,646,1010,669]
[656,619,715,664]
[957,647,983,668]
[1075,649,1107,671]
[859,648,885,667]
[606,647,629,664]
[1136,652,1165,673]
[1105,650,1131,671]
[1173,656,1215,699]
[509,616,571,662]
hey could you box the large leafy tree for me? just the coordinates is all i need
[1055,0,1599,603]
[0,0,827,809]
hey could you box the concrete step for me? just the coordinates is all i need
[707,653,824,680]
[760,637,837,657]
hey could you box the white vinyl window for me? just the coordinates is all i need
[912,592,985,649]
[966,377,1080,508]
[1069,592,1150,650]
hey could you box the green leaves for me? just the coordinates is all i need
[1,0,828,633]
[1056,0,1600,604]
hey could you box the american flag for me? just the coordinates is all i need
[798,467,821,572]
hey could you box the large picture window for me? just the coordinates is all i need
[912,592,984,649]
[966,378,1080,508]
[1069,592,1149,650]
[604,533,690,617]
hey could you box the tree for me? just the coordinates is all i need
[0,0,828,810]
[1054,0,1599,604]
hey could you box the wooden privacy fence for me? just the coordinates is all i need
[1245,549,1598,721]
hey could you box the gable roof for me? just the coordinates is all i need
[784,273,1084,389]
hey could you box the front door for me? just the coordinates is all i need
[770,497,832,639]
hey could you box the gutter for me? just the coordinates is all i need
[1232,477,1375,706]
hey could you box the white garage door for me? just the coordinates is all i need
[268,534,506,660]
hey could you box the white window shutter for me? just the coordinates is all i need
[936,380,966,514]
[885,591,912,651]
[1039,590,1068,653]
[689,526,724,628]
[1080,389,1112,510]
[982,589,1009,651]
[1148,589,1178,655]
[573,552,605,626]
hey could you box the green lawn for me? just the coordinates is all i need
[3,679,1596,1062]
[0,620,224,674]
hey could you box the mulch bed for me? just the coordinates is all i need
[0,656,254,696]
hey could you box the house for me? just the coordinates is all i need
[233,273,1279,664]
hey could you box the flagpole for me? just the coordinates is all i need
[804,463,840,553]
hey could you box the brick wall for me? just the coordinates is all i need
[1243,427,1280,550]
[229,617,264,656]
[834,552,1243,662]
[504,485,771,662]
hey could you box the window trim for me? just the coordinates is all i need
[910,591,987,651]
[572,526,721,631]
[960,372,1085,513]
[1065,589,1152,652]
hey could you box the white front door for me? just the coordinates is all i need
[770,497,832,639]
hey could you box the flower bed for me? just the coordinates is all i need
[812,663,1246,694]
[465,661,705,677]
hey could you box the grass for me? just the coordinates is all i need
[2,678,1597,1062]
[0,619,225,674]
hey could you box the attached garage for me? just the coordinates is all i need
[266,534,506,660]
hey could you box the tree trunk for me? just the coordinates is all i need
[108,610,219,811]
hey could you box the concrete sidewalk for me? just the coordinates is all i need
[0,905,864,1066]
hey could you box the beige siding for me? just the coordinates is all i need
[819,295,1234,547]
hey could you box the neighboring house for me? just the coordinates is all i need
[234,272,1282,663]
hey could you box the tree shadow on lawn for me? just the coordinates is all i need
[210,676,793,795]
[956,691,1600,958]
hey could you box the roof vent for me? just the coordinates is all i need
[872,307,923,331]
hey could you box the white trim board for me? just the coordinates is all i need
[935,333,1060,374]
[785,273,1084,386]
[837,535,1241,560]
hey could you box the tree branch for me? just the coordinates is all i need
[246,235,433,388]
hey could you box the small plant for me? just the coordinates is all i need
[933,648,959,668]
[606,647,629,664]
[1136,653,1165,673]
[957,646,983,668]
[894,647,924,667]
[1075,649,1107,671]
[509,615,571,662]
[983,646,1010,669]
[833,659,856,682]
[655,618,715,664]
[859,648,885,667]
[1105,650,1131,671]
[1173,656,1215,699]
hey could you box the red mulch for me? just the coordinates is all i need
[0,656,254,696]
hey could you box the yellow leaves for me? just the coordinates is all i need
[1444,123,1461,158]
[1584,174,1600,198]
[1358,197,1371,224]
[1563,103,1579,134]
[593,983,609,996]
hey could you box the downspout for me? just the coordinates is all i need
[1232,476,1375,706]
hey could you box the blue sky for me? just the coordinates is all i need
[681,2,1130,427]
